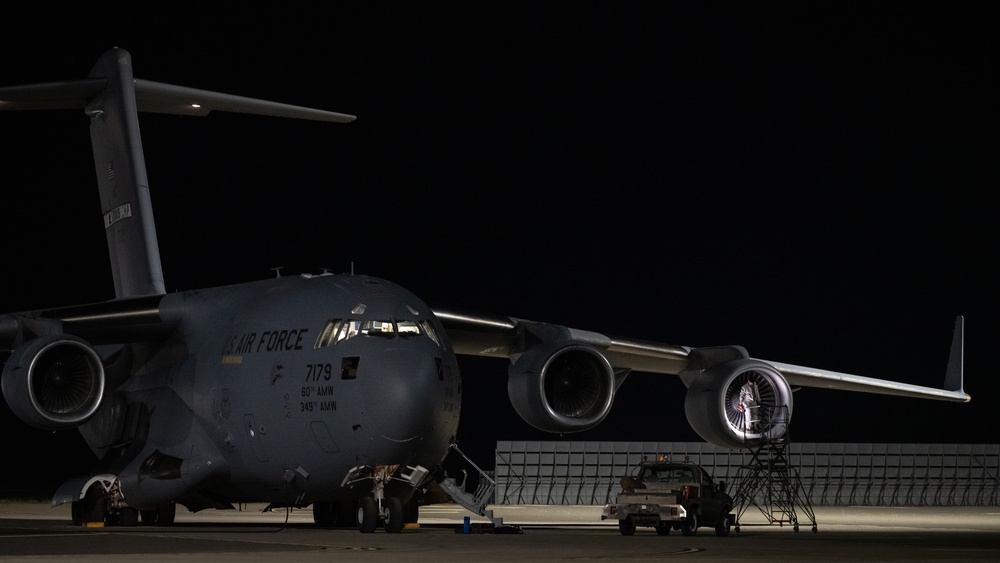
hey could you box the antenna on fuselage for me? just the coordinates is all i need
[271,267,283,278]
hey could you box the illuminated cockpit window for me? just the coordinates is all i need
[360,320,395,336]
[315,319,362,348]
[397,320,420,336]
[315,318,442,347]
[315,320,340,348]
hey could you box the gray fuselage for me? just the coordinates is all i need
[105,273,461,507]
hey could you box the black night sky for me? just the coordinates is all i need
[1,3,996,493]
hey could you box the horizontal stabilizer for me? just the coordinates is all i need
[1,77,356,123]
[0,79,106,110]
[132,79,356,122]
[0,48,354,299]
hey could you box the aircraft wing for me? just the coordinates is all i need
[433,308,693,374]
[432,307,969,403]
[0,295,176,352]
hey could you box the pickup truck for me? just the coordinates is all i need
[601,461,734,536]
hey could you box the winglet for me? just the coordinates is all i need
[944,315,965,394]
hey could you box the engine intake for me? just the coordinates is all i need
[684,358,793,448]
[1,334,105,430]
[508,341,616,433]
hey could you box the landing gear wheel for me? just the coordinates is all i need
[117,507,139,527]
[141,504,176,526]
[81,484,105,526]
[618,516,636,536]
[337,501,355,527]
[384,497,404,533]
[314,501,355,527]
[681,512,698,536]
[655,522,671,536]
[71,501,83,526]
[313,501,336,527]
[357,497,377,533]
[715,513,731,537]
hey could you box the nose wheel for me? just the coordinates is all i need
[383,496,404,533]
[356,465,406,533]
[357,495,405,533]
[357,496,378,533]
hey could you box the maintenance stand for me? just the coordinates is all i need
[731,408,817,533]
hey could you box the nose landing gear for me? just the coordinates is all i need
[357,494,404,533]
[345,464,428,533]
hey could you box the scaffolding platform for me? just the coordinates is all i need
[731,407,817,532]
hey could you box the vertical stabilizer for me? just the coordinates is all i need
[86,49,166,297]
[1,47,354,300]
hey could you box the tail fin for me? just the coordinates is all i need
[87,49,164,297]
[0,48,355,298]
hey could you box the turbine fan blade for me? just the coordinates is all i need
[33,353,98,414]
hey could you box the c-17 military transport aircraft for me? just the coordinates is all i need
[0,49,969,532]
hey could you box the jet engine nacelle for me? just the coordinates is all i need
[1,334,105,430]
[684,358,793,448]
[508,341,616,433]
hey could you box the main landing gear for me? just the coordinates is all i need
[71,476,176,527]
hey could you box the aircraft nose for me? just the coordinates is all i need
[361,348,440,441]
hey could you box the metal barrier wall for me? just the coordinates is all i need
[493,441,1000,507]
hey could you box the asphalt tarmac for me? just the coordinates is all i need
[2,502,998,562]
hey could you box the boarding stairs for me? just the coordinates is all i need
[437,444,505,528]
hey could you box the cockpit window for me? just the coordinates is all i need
[361,320,395,337]
[315,319,361,348]
[419,320,441,346]
[397,320,420,336]
[315,318,443,348]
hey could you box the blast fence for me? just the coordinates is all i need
[493,441,999,506]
